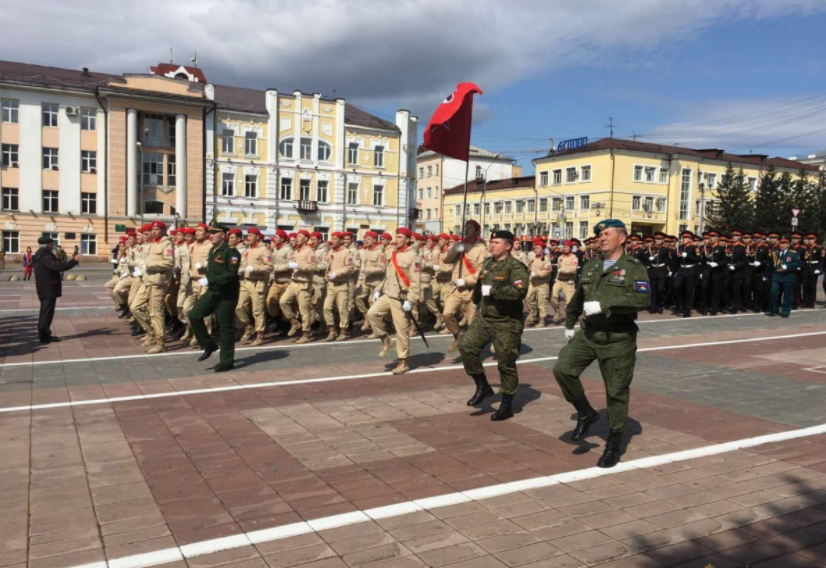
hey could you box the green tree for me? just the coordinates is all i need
[776,171,795,234]
[753,166,783,234]
[816,171,826,241]
[707,163,753,233]
[789,168,819,235]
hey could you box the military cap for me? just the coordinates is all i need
[331,231,345,239]
[247,227,262,236]
[653,231,666,238]
[779,236,790,244]
[342,231,354,237]
[768,231,780,239]
[629,235,641,242]
[731,229,743,236]
[708,230,720,237]
[197,222,209,230]
[396,227,412,237]
[412,232,425,241]
[465,219,481,231]
[364,231,378,239]
[532,238,545,247]
[296,229,310,238]
[491,229,515,241]
[437,233,449,240]
[644,236,654,243]
[38,235,54,245]
[594,219,626,235]
[680,230,695,239]
[571,238,581,245]
[742,232,752,238]
[309,231,323,239]
[125,228,136,236]
[805,233,817,239]
[182,227,196,235]
[426,233,438,241]
[228,228,243,236]
[208,221,228,233]
[449,234,461,241]
[791,232,802,238]
[275,229,288,239]
[169,229,178,237]
[550,239,560,245]
[288,232,297,239]
[701,231,709,237]
[150,221,167,231]
[381,232,393,240]
[563,240,574,247]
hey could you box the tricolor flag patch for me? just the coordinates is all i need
[635,280,649,293]
[230,256,239,264]
[514,279,524,288]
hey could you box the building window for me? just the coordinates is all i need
[167,120,176,148]
[279,138,294,159]
[539,171,548,186]
[317,180,329,203]
[374,146,385,168]
[552,197,562,211]
[473,203,480,215]
[579,195,590,210]
[373,184,384,206]
[679,168,691,220]
[659,168,669,184]
[42,147,59,170]
[300,138,312,160]
[455,205,461,217]
[81,192,97,214]
[346,143,359,166]
[418,167,424,178]
[703,172,717,190]
[427,165,432,177]
[167,155,176,187]
[484,202,490,215]
[527,199,535,213]
[244,132,257,156]
[645,166,656,182]
[81,234,97,255]
[634,165,643,182]
[566,167,577,183]
[552,169,562,185]
[539,198,548,213]
[81,108,96,131]
[221,130,235,154]
[418,188,423,200]
[2,230,19,254]
[43,190,59,212]
[516,200,524,214]
[565,196,574,210]
[299,179,311,201]
[221,172,235,196]
[2,188,19,211]
[1,100,18,124]
[579,221,589,239]
[280,178,292,200]
[435,164,439,175]
[425,209,431,220]
[492,201,501,214]
[747,177,757,192]
[81,150,97,173]
[580,165,591,182]
[143,114,165,146]
[318,141,332,162]
[1,144,19,167]
[245,175,257,198]
[142,152,164,185]
[656,197,667,212]
[565,222,573,238]
[632,195,642,211]
[644,196,654,211]
[426,187,432,199]
[43,103,59,127]
[504,201,512,214]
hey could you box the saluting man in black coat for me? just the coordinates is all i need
[33,235,79,343]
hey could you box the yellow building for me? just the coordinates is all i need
[443,176,538,237]
[531,139,819,239]
[207,86,418,239]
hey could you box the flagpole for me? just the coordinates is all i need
[458,116,474,279]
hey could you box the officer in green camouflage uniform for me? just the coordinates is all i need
[553,219,650,468]
[189,222,242,372]
[460,230,530,421]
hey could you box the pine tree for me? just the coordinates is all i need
[707,163,753,233]
[789,168,819,235]
[753,166,783,234]
[816,171,826,241]
[776,172,795,235]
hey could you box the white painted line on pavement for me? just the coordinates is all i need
[1,331,824,414]
[66,420,826,568]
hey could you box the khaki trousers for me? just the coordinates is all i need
[133,285,165,341]
[550,279,576,319]
[526,281,550,323]
[104,274,118,302]
[367,295,410,359]
[113,276,133,306]
[355,278,383,317]
[266,281,289,318]
[443,288,475,336]
[324,281,350,329]
[236,279,267,333]
[280,281,313,332]
[130,282,149,329]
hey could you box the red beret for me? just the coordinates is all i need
[449,234,461,241]
[426,234,438,241]
[183,227,196,235]
[310,231,323,239]
[275,229,288,239]
[412,232,425,241]
[197,223,209,231]
[396,227,412,237]
[331,231,345,239]
[465,219,481,231]
[169,229,177,236]
[119,236,128,242]
[342,231,354,237]
[228,228,243,236]
[125,228,136,236]
[364,231,378,239]
[381,232,393,241]
[563,240,574,246]
[438,233,449,240]
[297,230,310,238]
[247,227,262,236]
[288,232,297,239]
[532,238,544,247]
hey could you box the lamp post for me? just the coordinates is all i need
[137,141,144,225]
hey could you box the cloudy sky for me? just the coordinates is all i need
[2,0,825,171]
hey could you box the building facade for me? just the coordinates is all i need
[415,145,518,234]
[442,176,537,237]
[205,86,417,240]
[789,150,826,171]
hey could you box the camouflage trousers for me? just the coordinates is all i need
[553,323,638,433]
[459,314,523,396]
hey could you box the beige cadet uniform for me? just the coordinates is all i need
[419,244,441,321]
[526,253,552,325]
[128,242,149,323]
[512,249,530,267]
[550,252,578,319]
[432,247,454,329]
[324,246,355,331]
[163,242,188,320]
[267,243,293,317]
[280,244,316,333]
[443,240,486,337]
[174,242,191,324]
[312,244,329,325]
[134,236,174,346]
[355,244,386,321]
[347,244,361,316]
[367,245,421,361]
[104,248,123,303]
[112,247,134,307]
[184,240,213,332]
[236,242,272,336]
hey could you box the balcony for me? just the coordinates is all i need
[295,200,318,213]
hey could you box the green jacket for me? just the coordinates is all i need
[768,248,802,282]
[566,252,650,329]
[472,254,530,321]
[206,241,241,296]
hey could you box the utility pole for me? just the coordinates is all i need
[607,117,614,139]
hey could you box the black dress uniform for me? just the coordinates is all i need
[791,234,805,309]
[753,235,771,312]
[674,232,700,317]
[645,234,669,314]
[727,232,748,313]
[802,236,824,309]
[705,233,728,315]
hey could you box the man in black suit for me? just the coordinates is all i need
[32,235,79,343]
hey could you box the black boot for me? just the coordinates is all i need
[198,342,219,362]
[570,397,599,442]
[130,322,144,337]
[467,374,494,406]
[597,430,624,468]
[491,394,514,421]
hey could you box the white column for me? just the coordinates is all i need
[126,109,138,217]
[97,109,107,216]
[175,114,187,218]
[265,89,279,232]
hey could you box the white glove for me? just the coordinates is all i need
[709,262,718,268]
[816,270,822,275]
[564,328,575,342]
[481,285,492,297]
[195,262,202,270]
[132,268,142,277]
[433,264,440,271]
[198,277,208,287]
[120,257,127,264]
[544,248,550,255]
[649,256,655,262]
[111,258,118,264]
[402,300,412,312]
[762,277,767,282]
[454,278,465,287]
[667,271,673,278]
[328,272,337,280]
[782,264,788,270]
[583,301,602,316]
[728,265,735,271]
[530,271,535,278]
[245,265,253,273]
[681,252,687,258]
[454,243,465,253]
[754,261,761,267]
[288,262,298,269]
[372,291,380,302]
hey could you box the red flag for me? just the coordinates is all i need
[422,82,483,162]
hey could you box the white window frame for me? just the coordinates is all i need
[659,167,669,184]
[349,143,359,165]
[2,187,19,211]
[221,130,235,155]
[43,147,59,170]
[703,172,717,190]
[644,196,654,212]
[539,171,548,186]
[632,195,642,211]
[3,230,20,253]
[280,177,292,200]
[580,165,592,183]
[43,103,59,127]
[504,201,512,214]
[579,221,589,239]
[455,204,461,217]
[244,132,257,157]
[565,167,577,184]
[374,146,385,168]
[317,141,332,162]
[633,165,643,182]
[300,138,312,161]
[279,138,294,159]
[644,166,656,183]
[317,179,329,203]
[1,100,18,124]
[484,202,490,215]
[580,195,590,210]
[516,200,524,214]
[221,172,235,196]
[527,199,535,213]
[679,168,692,221]
[552,169,562,185]
[494,201,503,214]
[43,190,59,213]
[81,192,97,214]
[539,198,548,213]
[372,184,384,206]
[299,178,312,201]
[81,150,97,173]
[747,177,757,192]
[244,174,257,198]
[418,166,424,178]
[2,144,19,167]
[80,233,97,255]
[427,165,432,177]
[656,197,667,212]
[552,197,562,212]
[81,108,96,131]
[565,196,574,211]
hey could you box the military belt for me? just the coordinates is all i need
[680,264,696,268]
[583,320,637,333]
[651,263,668,268]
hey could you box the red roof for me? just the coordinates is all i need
[149,63,207,83]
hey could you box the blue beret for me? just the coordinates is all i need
[593,219,626,235]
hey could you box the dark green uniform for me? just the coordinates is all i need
[189,241,241,366]
[769,248,802,318]
[459,254,529,395]
[553,252,650,433]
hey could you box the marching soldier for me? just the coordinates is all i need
[355,231,386,334]
[742,232,756,311]
[421,234,442,330]
[791,232,805,309]
[434,234,455,333]
[183,223,214,347]
[704,230,728,315]
[266,230,293,333]
[646,232,669,314]
[802,233,823,309]
[323,232,355,341]
[343,231,361,322]
[525,238,551,327]
[553,219,650,468]
[753,232,771,312]
[112,232,136,320]
[189,222,241,372]
[408,232,426,332]
[173,228,193,339]
[550,240,578,323]
[511,238,529,267]
[769,236,802,318]
[442,220,486,352]
[236,227,272,347]
[280,229,316,344]
[127,225,150,337]
[460,230,530,421]
[312,232,330,329]
[367,227,421,375]
[673,230,700,317]
[133,221,175,354]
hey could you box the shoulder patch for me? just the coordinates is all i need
[230,256,239,264]
[635,280,649,293]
